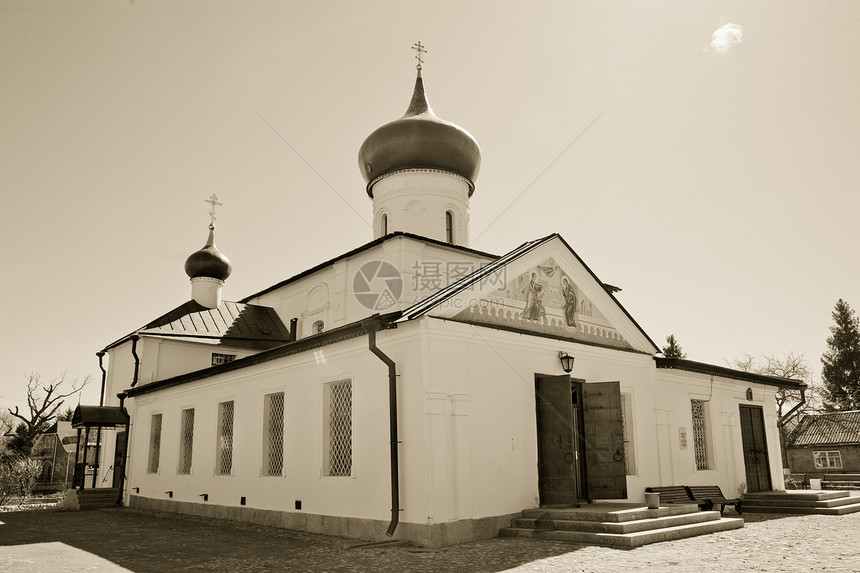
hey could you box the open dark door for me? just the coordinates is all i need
[582,381,627,500]
[739,405,772,492]
[535,375,578,506]
[112,430,127,489]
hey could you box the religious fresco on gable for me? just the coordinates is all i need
[451,258,632,350]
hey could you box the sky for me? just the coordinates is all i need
[1,1,858,414]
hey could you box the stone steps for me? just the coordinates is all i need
[741,490,860,516]
[499,505,743,548]
[63,488,120,510]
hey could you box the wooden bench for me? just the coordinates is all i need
[687,485,742,514]
[645,486,708,510]
[822,474,860,490]
[786,473,808,489]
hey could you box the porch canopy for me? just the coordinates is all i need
[71,405,129,429]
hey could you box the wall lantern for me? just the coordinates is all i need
[558,352,575,373]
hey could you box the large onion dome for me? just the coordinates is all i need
[184,225,232,281]
[358,70,481,197]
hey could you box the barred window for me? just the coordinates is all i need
[312,320,325,334]
[148,414,162,473]
[325,380,352,477]
[691,399,712,470]
[813,450,842,469]
[178,408,195,474]
[263,392,285,476]
[212,353,236,366]
[620,393,636,475]
[216,401,235,475]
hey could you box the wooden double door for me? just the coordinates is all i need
[535,375,627,505]
[739,405,772,492]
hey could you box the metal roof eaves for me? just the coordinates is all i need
[124,311,402,397]
[654,356,806,388]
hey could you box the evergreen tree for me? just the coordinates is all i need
[821,299,860,410]
[662,334,686,358]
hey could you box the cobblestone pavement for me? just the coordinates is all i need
[1,508,859,572]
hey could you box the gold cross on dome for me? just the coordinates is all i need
[205,194,222,226]
[412,41,428,70]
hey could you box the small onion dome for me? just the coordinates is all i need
[358,70,481,197]
[184,225,232,281]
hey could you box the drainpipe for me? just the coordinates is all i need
[97,351,107,406]
[93,351,107,489]
[779,384,807,425]
[290,318,298,342]
[130,334,141,387]
[362,316,399,537]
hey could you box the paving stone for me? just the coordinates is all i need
[0,507,859,572]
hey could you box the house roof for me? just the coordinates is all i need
[654,357,807,389]
[103,300,291,351]
[72,405,130,428]
[125,311,402,397]
[788,410,860,446]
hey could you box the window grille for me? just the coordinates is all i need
[178,408,194,474]
[216,401,234,475]
[148,414,162,473]
[212,353,236,366]
[813,450,842,469]
[327,380,352,476]
[312,320,325,334]
[263,392,285,476]
[691,399,710,470]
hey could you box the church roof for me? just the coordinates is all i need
[654,357,807,389]
[395,233,659,354]
[788,410,860,446]
[396,234,556,322]
[103,300,291,351]
[239,231,499,303]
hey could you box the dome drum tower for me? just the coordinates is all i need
[359,46,481,247]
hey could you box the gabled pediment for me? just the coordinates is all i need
[398,235,658,354]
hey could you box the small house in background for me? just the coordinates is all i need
[30,420,78,491]
[786,410,860,479]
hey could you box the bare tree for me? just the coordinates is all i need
[727,352,815,466]
[6,373,89,458]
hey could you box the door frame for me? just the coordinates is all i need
[739,404,772,492]
[534,374,586,505]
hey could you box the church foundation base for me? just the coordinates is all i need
[127,495,518,547]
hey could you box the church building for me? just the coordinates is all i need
[89,46,803,546]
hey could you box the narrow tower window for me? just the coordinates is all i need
[445,211,454,243]
[381,213,388,236]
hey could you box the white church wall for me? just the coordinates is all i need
[371,171,471,245]
[152,338,258,381]
[652,369,784,495]
[420,318,662,520]
[122,328,437,531]
[247,236,493,335]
